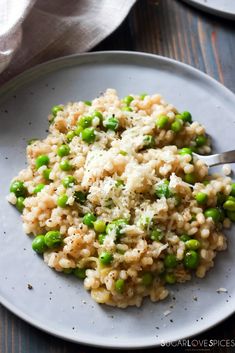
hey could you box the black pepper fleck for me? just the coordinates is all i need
[27,284,33,290]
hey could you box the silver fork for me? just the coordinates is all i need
[193,150,235,167]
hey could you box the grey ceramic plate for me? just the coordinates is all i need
[0,51,235,349]
[181,0,235,19]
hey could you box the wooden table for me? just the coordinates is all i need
[1,0,235,352]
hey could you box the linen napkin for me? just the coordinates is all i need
[0,0,136,84]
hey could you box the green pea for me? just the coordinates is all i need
[92,111,103,120]
[78,116,93,129]
[33,183,45,194]
[180,234,191,242]
[73,267,86,279]
[195,192,208,205]
[150,229,163,242]
[223,200,235,211]
[93,219,106,233]
[62,175,76,188]
[59,160,72,171]
[230,183,235,197]
[10,180,27,197]
[143,135,155,149]
[164,254,177,268]
[104,117,119,131]
[179,111,192,123]
[57,194,68,208]
[122,106,133,112]
[141,272,153,286]
[156,115,169,129]
[98,233,106,245]
[84,100,92,106]
[195,135,207,147]
[184,250,199,269]
[35,155,49,169]
[227,210,235,222]
[74,191,87,204]
[204,208,221,222]
[155,181,172,198]
[83,213,97,228]
[119,150,127,156]
[184,173,196,184]
[115,278,125,293]
[57,144,70,157]
[66,131,76,142]
[227,195,235,202]
[81,127,96,143]
[179,147,193,156]
[43,168,52,181]
[123,95,134,106]
[164,273,176,284]
[74,126,83,136]
[44,231,62,248]
[171,119,183,133]
[51,105,63,117]
[99,251,113,265]
[16,197,25,213]
[106,223,117,235]
[32,235,48,254]
[185,239,200,250]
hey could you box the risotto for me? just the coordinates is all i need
[7,89,235,308]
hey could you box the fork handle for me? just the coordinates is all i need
[193,150,235,167]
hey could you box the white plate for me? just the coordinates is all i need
[181,0,235,19]
[0,51,235,348]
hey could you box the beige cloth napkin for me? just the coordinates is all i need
[0,0,136,84]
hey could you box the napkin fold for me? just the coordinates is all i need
[0,0,136,83]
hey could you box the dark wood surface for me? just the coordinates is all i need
[1,0,235,352]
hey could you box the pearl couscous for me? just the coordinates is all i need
[7,89,235,308]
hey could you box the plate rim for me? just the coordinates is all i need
[181,0,235,20]
[0,50,235,349]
